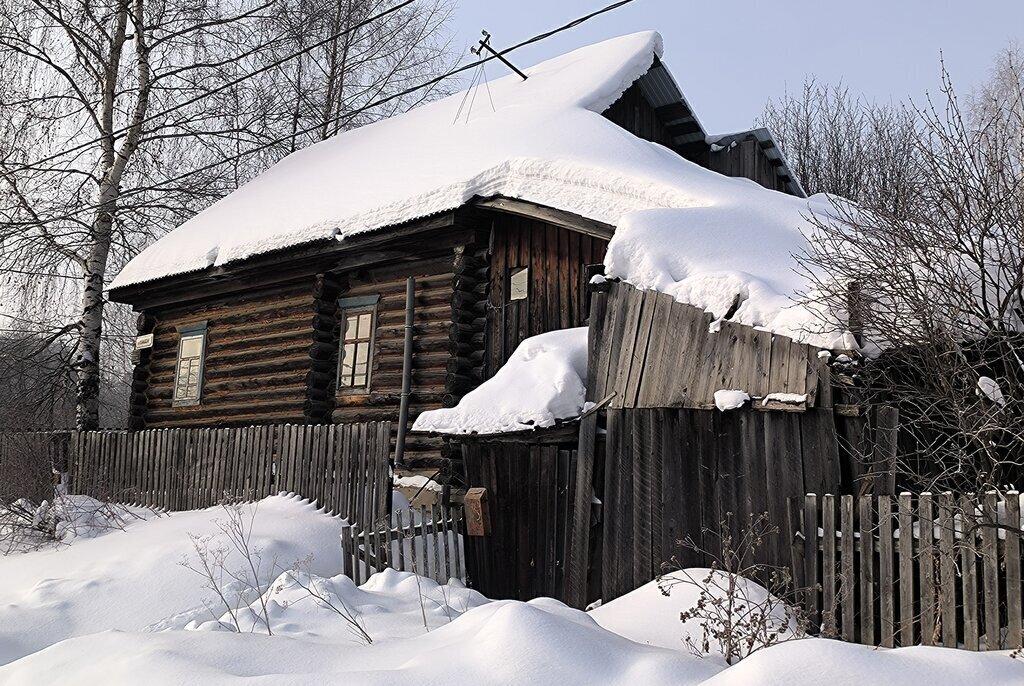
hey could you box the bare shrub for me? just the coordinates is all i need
[283,555,372,644]
[659,513,808,665]
[799,49,1024,496]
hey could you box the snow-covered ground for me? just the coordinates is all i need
[0,494,1021,685]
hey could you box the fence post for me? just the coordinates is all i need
[1007,492,1023,650]
[858,495,875,645]
[897,493,915,646]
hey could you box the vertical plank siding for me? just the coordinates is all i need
[460,440,580,602]
[793,492,1024,651]
[588,282,829,412]
[485,214,607,378]
[589,406,841,607]
[1,424,391,529]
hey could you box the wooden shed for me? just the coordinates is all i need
[441,280,897,607]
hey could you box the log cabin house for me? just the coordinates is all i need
[109,32,805,474]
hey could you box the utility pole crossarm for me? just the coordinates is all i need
[471,30,528,81]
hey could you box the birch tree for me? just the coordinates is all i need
[0,0,455,429]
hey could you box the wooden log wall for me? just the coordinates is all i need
[144,279,317,427]
[588,282,831,411]
[485,213,607,377]
[305,273,344,424]
[68,423,391,526]
[128,313,156,430]
[461,439,579,601]
[574,406,842,605]
[330,254,456,466]
[447,237,490,408]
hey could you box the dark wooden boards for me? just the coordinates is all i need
[62,423,390,527]
[588,282,826,412]
[795,492,1024,651]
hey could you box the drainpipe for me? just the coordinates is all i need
[395,276,415,468]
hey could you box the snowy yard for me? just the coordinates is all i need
[0,495,1020,685]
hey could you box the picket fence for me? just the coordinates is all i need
[791,492,1024,650]
[1,423,392,530]
[341,504,466,586]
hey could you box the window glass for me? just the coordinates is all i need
[173,331,206,404]
[338,305,375,390]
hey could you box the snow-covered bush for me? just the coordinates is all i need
[659,513,806,664]
[0,494,152,553]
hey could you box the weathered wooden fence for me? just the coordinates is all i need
[791,492,1024,650]
[341,504,465,585]
[588,281,831,411]
[0,431,66,504]
[1,423,391,529]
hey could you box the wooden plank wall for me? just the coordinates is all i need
[461,441,578,601]
[602,81,676,149]
[588,282,830,411]
[708,138,788,194]
[485,214,607,377]
[146,280,316,427]
[793,492,1024,651]
[67,423,391,528]
[597,407,841,604]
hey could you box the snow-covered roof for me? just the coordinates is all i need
[113,31,674,289]
[113,29,847,349]
[413,328,588,436]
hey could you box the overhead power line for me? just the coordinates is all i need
[119,0,641,202]
[8,0,640,222]
[1,0,418,176]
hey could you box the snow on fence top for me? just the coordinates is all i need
[111,30,847,347]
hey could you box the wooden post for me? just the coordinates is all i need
[822,494,837,636]
[961,495,980,650]
[898,493,915,646]
[982,492,1000,648]
[858,495,876,645]
[878,496,895,647]
[938,493,958,648]
[919,493,937,646]
[840,495,855,641]
[1006,493,1023,650]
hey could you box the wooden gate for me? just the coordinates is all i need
[341,504,466,585]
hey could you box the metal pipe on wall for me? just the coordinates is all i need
[395,276,415,467]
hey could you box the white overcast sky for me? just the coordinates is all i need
[448,0,1024,133]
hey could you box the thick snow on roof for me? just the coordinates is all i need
[114,29,849,349]
[113,31,678,288]
[604,201,850,350]
[413,328,588,436]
